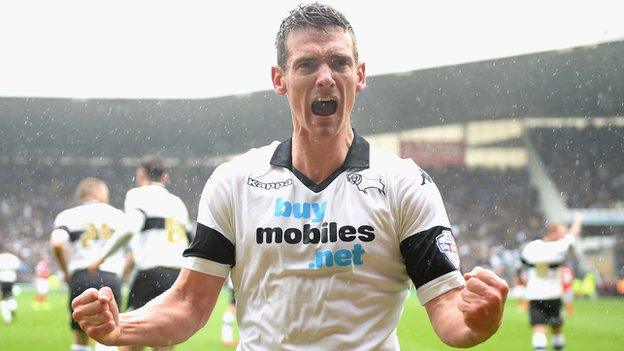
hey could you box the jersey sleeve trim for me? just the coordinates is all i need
[182,223,235,266]
[417,270,465,305]
[400,225,460,289]
[142,217,166,231]
[182,257,230,278]
[55,226,83,243]
[520,257,564,269]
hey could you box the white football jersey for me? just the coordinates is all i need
[0,253,20,283]
[124,183,191,271]
[521,234,574,300]
[183,134,465,350]
[51,202,127,276]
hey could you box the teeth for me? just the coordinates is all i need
[316,98,335,102]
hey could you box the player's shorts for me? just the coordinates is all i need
[1,282,13,299]
[228,286,236,305]
[69,270,122,331]
[126,267,180,311]
[36,278,49,295]
[529,299,563,326]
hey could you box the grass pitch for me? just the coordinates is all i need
[1,288,622,350]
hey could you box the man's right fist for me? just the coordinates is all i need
[71,287,121,345]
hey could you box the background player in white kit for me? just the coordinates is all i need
[88,155,192,351]
[521,214,583,351]
[71,4,508,349]
[50,178,126,351]
[0,249,21,324]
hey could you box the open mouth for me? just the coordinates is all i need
[311,98,338,116]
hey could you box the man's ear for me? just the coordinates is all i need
[356,62,367,93]
[271,66,287,96]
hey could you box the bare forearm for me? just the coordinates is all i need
[52,246,69,278]
[116,286,215,346]
[114,270,223,347]
[426,271,507,349]
[430,303,489,348]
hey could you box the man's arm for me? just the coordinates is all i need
[568,212,584,238]
[50,229,70,282]
[72,268,225,346]
[87,228,133,274]
[121,252,135,282]
[88,210,143,274]
[425,267,509,348]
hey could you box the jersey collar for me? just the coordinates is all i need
[270,131,370,170]
[270,131,370,193]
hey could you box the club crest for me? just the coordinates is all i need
[346,172,385,195]
[436,230,460,270]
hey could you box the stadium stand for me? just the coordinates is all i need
[1,39,623,289]
[530,126,624,208]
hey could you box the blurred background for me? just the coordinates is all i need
[1,0,623,349]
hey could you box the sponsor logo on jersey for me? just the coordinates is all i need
[346,172,385,195]
[247,177,293,190]
[256,222,375,244]
[261,198,376,269]
[308,244,366,269]
[274,198,327,223]
[436,230,460,269]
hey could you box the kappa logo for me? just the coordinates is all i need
[247,177,293,190]
[346,173,385,195]
[436,230,460,270]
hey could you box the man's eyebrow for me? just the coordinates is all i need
[331,54,352,61]
[292,56,316,64]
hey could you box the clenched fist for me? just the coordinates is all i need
[71,287,122,345]
[458,267,509,337]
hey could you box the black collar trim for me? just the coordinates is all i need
[269,132,370,193]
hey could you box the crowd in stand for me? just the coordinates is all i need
[531,126,624,209]
[1,162,543,284]
[430,167,543,279]
[7,158,623,285]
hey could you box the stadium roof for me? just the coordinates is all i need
[1,40,623,159]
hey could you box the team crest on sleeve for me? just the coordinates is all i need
[346,172,385,195]
[436,230,460,269]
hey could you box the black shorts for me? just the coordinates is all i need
[126,267,180,311]
[69,270,122,331]
[228,286,236,305]
[1,282,13,299]
[529,299,563,326]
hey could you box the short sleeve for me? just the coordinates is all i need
[50,228,70,244]
[182,164,236,278]
[395,162,465,305]
[51,213,70,244]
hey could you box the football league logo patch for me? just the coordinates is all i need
[436,230,460,270]
[346,172,385,195]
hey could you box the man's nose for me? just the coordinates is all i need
[316,64,335,88]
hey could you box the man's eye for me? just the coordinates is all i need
[333,58,348,67]
[298,61,315,69]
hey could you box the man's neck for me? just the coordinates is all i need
[139,181,163,187]
[292,128,354,184]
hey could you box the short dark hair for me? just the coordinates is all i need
[139,155,166,181]
[275,3,358,70]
